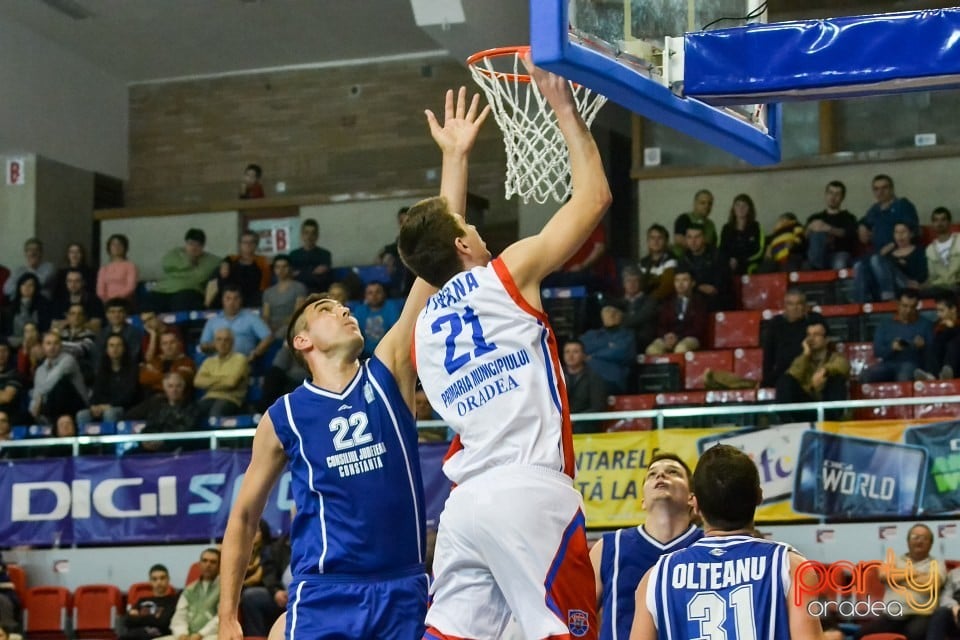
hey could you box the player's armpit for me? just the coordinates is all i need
[628,570,657,640]
[375,277,436,408]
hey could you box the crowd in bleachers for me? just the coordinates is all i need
[2,172,960,447]
[557,174,960,432]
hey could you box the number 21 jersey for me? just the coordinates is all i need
[414,258,575,485]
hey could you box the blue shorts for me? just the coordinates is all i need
[286,566,428,639]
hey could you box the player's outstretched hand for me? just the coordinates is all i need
[521,51,575,113]
[425,86,491,156]
[218,617,244,640]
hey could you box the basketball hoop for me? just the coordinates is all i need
[467,46,607,205]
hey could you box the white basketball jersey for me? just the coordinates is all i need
[414,258,575,485]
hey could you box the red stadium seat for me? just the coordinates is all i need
[605,395,655,431]
[711,311,761,349]
[913,380,960,419]
[684,350,734,390]
[733,348,763,383]
[851,382,913,420]
[24,586,72,640]
[740,273,787,310]
[185,562,202,585]
[73,584,122,639]
[6,563,26,604]
[946,559,960,572]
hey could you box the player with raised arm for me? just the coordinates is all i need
[216,87,489,640]
[398,55,612,640]
[630,445,824,640]
[591,453,703,640]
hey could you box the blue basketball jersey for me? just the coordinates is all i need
[599,524,702,640]
[268,356,426,577]
[646,535,792,640]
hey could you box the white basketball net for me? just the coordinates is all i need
[468,50,607,204]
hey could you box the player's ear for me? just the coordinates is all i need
[691,494,701,518]
[292,332,312,352]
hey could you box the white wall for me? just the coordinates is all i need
[0,19,128,179]
[636,157,960,249]
[300,197,417,268]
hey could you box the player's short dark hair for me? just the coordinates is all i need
[398,196,466,288]
[149,564,169,576]
[693,444,761,531]
[826,180,846,197]
[932,206,952,222]
[245,163,262,179]
[649,451,693,483]
[286,293,327,368]
[184,228,206,245]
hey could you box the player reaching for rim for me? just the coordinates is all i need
[399,54,611,640]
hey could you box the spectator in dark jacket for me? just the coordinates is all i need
[76,335,141,426]
[862,289,934,383]
[562,339,607,431]
[679,222,732,311]
[124,372,202,454]
[761,289,824,387]
[0,552,20,632]
[120,564,179,640]
[580,304,636,394]
[719,193,765,275]
[645,269,708,355]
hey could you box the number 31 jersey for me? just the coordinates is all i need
[268,357,426,577]
[415,258,575,485]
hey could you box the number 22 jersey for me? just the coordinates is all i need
[268,357,426,577]
[414,258,575,485]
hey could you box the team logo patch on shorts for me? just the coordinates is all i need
[568,609,589,637]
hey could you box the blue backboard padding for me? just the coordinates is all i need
[685,8,960,104]
[530,0,782,165]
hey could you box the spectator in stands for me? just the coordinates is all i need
[353,281,400,358]
[14,322,42,385]
[761,288,824,387]
[289,218,333,292]
[51,269,104,331]
[862,289,934,383]
[327,281,351,304]
[926,563,960,640]
[855,524,945,640]
[923,206,960,295]
[140,312,182,363]
[916,291,960,381]
[194,328,249,418]
[415,387,449,443]
[239,521,284,638]
[126,372,201,453]
[0,552,20,633]
[621,265,656,351]
[57,304,97,375]
[53,243,95,303]
[855,221,927,302]
[30,331,88,424]
[624,225,677,347]
[160,549,220,640]
[198,285,272,361]
[121,564,179,640]
[719,193,764,276]
[239,163,265,199]
[261,255,307,339]
[2,238,55,299]
[228,231,270,307]
[0,342,25,425]
[805,180,858,270]
[679,221,732,311]
[378,206,415,297]
[673,189,717,256]
[96,233,139,304]
[258,344,307,412]
[858,173,920,255]
[150,229,221,313]
[77,335,140,426]
[203,259,234,310]
[646,268,708,355]
[562,339,607,425]
[2,273,52,337]
[140,330,196,395]
[580,303,636,394]
[96,298,143,365]
[775,320,849,419]
[758,212,805,273]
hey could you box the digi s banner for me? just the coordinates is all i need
[0,446,452,547]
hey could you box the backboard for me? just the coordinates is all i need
[531,0,960,165]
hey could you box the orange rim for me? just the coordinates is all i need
[466,45,532,84]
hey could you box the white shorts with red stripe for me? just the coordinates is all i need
[424,464,597,640]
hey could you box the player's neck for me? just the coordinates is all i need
[703,523,756,537]
[308,356,361,392]
[643,508,692,543]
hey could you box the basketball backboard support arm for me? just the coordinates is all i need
[530,0,783,165]
[684,8,960,105]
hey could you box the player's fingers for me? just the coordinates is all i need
[456,86,467,119]
[465,93,481,121]
[425,109,441,135]
[475,104,492,129]
[443,89,455,123]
